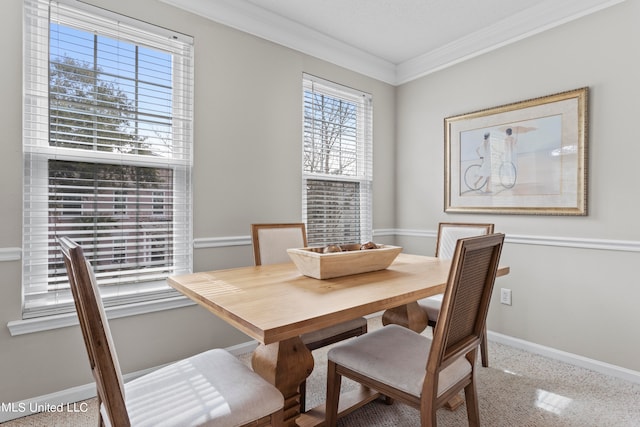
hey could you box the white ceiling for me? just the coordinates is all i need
[159,0,624,85]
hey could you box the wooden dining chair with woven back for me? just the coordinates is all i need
[251,223,368,412]
[418,222,494,367]
[325,233,505,427]
[58,236,284,427]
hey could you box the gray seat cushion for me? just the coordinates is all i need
[328,324,471,398]
[301,317,367,345]
[102,349,283,427]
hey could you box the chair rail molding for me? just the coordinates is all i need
[8,231,638,333]
[193,230,640,252]
[7,232,636,262]
[0,247,21,262]
[504,233,640,252]
[193,235,251,249]
[392,229,640,253]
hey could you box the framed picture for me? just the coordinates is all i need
[445,87,588,215]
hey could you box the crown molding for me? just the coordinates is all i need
[160,0,624,86]
[159,0,397,84]
[396,0,627,84]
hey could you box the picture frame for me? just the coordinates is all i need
[444,87,588,215]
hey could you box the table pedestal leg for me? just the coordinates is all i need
[381,301,428,333]
[252,337,314,427]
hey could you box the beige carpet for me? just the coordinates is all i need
[3,317,640,426]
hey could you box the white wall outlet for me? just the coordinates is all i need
[500,288,512,306]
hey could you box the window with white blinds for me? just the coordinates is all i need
[302,74,373,246]
[22,0,194,318]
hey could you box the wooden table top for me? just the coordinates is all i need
[168,253,509,345]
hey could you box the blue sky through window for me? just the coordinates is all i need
[50,23,174,156]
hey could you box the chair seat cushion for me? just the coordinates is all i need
[418,294,443,323]
[328,324,471,398]
[301,317,367,346]
[102,349,283,427]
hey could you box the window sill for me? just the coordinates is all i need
[7,296,195,336]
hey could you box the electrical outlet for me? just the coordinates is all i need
[500,288,512,305]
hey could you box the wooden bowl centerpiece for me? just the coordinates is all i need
[287,243,403,279]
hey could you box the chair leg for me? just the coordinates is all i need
[325,360,342,426]
[480,327,489,367]
[464,381,480,427]
[299,379,306,413]
[419,398,437,427]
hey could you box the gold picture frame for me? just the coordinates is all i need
[445,87,588,215]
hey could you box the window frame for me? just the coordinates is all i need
[302,74,373,246]
[21,0,194,320]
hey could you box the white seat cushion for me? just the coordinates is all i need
[417,294,443,323]
[102,349,283,427]
[328,324,471,398]
[420,225,491,326]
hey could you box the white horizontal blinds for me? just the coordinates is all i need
[23,0,194,318]
[302,74,373,246]
[305,179,365,244]
[47,2,192,161]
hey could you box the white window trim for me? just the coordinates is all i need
[22,0,194,319]
[302,73,374,245]
[7,296,195,336]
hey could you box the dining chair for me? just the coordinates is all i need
[251,223,368,412]
[325,233,505,427]
[418,222,494,367]
[58,236,284,427]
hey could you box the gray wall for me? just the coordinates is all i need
[395,0,640,371]
[1,0,639,406]
[0,0,395,403]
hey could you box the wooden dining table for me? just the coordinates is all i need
[168,253,509,427]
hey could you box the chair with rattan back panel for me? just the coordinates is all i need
[58,236,284,427]
[418,222,494,367]
[325,233,505,427]
[251,223,368,412]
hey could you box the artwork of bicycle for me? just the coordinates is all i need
[464,156,517,192]
[445,87,588,215]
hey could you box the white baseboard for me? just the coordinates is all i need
[0,364,161,423]
[3,331,638,423]
[488,330,640,385]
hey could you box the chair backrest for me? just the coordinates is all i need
[58,237,129,426]
[251,223,307,266]
[435,222,495,260]
[424,233,504,397]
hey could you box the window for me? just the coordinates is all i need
[22,0,194,318]
[114,190,126,215]
[152,191,166,216]
[302,74,373,246]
